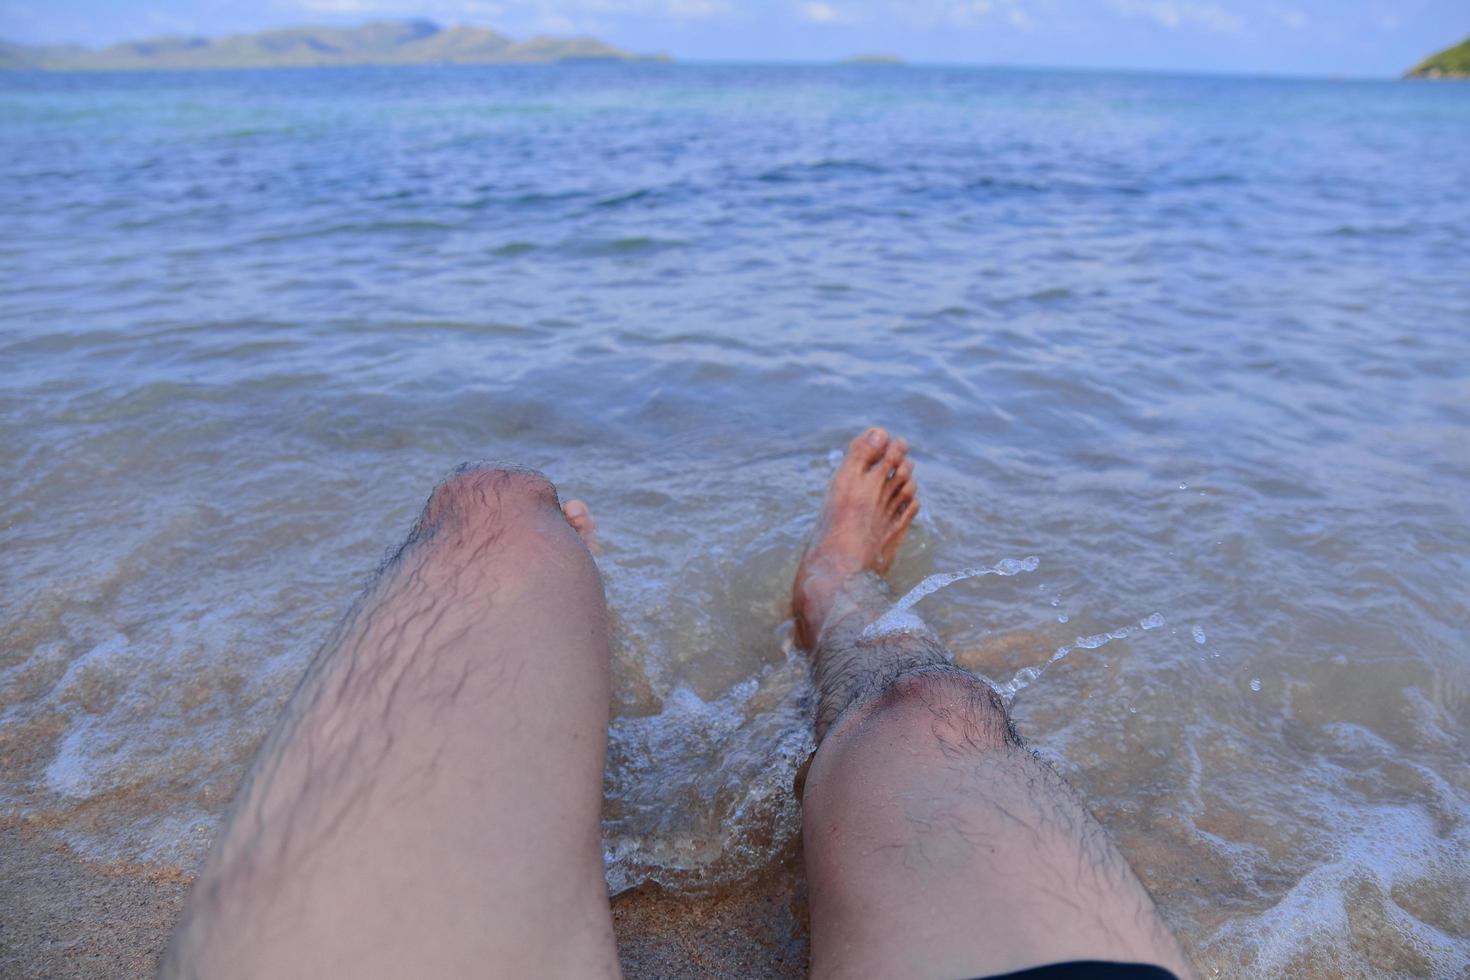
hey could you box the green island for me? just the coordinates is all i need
[0,19,665,71]
[1405,35,1470,78]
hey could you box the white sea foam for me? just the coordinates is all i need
[861,556,1040,639]
[1202,804,1470,977]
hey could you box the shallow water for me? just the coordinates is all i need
[2,63,1469,976]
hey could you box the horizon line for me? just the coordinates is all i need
[0,50,1420,84]
[2,16,1456,81]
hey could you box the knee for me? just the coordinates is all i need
[424,464,558,525]
[840,668,1019,757]
[413,464,571,566]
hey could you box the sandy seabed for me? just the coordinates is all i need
[0,824,810,979]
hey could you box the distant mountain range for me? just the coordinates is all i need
[1405,35,1470,78]
[0,19,664,71]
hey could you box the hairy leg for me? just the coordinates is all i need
[796,430,1191,980]
[163,466,620,980]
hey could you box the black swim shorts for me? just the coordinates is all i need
[981,962,1181,980]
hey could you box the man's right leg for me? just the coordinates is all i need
[162,465,619,979]
[794,428,1192,980]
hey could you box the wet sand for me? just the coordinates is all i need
[1,826,189,979]
[0,825,809,979]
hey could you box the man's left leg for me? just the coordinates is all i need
[163,465,620,979]
[793,429,1192,979]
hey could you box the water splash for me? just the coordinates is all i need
[987,612,1167,702]
[602,651,814,895]
[861,556,1040,639]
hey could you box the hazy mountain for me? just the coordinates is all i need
[0,19,662,70]
[0,39,86,68]
[1405,35,1470,78]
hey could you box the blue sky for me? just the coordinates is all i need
[3,0,1467,76]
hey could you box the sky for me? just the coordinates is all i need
[2,0,1467,77]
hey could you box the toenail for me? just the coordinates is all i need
[866,429,885,446]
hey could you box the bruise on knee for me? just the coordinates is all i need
[841,666,1021,757]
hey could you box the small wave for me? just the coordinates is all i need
[1327,223,1413,238]
[0,327,130,356]
[575,235,687,256]
[112,206,230,231]
[491,241,538,256]
[591,188,655,209]
[863,556,1041,639]
[1170,173,1244,189]
[359,318,537,338]
[989,612,1166,702]
[755,159,887,183]
[962,175,1047,195]
[1026,286,1073,302]
[243,219,459,245]
[459,188,590,210]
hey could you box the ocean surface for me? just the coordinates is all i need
[2,63,1468,976]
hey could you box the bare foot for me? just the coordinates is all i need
[561,499,601,554]
[793,427,918,648]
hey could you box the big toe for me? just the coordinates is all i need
[845,426,890,470]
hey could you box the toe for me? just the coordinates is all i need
[881,458,914,503]
[847,427,889,468]
[890,481,917,516]
[562,499,602,554]
[562,499,595,532]
[880,437,909,475]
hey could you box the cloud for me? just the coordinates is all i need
[889,0,1051,31]
[665,0,728,17]
[1268,6,1307,30]
[1111,0,1242,34]
[277,0,720,23]
[287,0,383,12]
[565,0,728,16]
[281,0,506,15]
[799,1,845,24]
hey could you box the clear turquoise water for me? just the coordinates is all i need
[2,64,1468,975]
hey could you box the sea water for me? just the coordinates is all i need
[2,63,1469,976]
